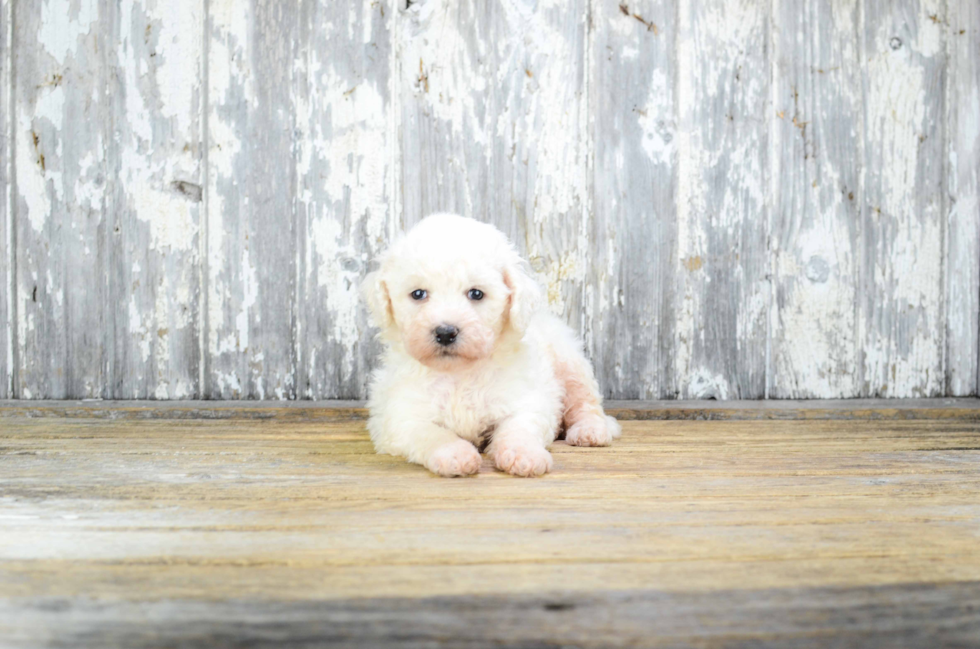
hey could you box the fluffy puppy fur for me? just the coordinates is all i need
[362,213,621,477]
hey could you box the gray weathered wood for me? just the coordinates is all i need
[0,0,10,399]
[860,0,946,398]
[2,412,980,647]
[590,0,676,400]
[397,0,591,373]
[13,0,110,399]
[107,0,204,399]
[397,0,492,231]
[673,0,769,399]
[3,583,979,649]
[0,0,977,401]
[770,0,862,398]
[946,0,980,396]
[206,0,298,398]
[295,0,391,400]
[4,397,980,421]
[493,0,590,356]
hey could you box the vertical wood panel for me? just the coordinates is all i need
[494,0,590,350]
[1,0,975,401]
[397,0,590,352]
[946,0,980,396]
[206,0,297,399]
[1,0,10,399]
[397,0,493,231]
[860,0,945,397]
[674,0,769,399]
[13,0,109,399]
[108,0,204,399]
[770,0,862,398]
[295,0,391,400]
[590,0,676,399]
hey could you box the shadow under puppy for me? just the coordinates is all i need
[362,213,620,477]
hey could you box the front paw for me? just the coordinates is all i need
[565,414,616,447]
[492,441,553,477]
[425,439,482,477]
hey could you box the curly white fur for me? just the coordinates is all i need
[362,213,621,477]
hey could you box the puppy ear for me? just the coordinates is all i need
[362,270,394,330]
[503,261,543,335]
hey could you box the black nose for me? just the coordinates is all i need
[434,324,459,346]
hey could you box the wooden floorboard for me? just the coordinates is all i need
[3,398,980,420]
[1,406,979,647]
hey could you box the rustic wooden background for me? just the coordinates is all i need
[0,0,977,401]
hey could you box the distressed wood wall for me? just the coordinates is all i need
[0,0,978,400]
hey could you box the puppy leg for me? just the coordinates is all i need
[553,345,622,448]
[488,415,554,477]
[380,421,482,477]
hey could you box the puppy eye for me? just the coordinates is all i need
[411,289,427,300]
[467,289,484,301]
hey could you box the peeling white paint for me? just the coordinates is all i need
[687,368,730,400]
[638,69,674,165]
[945,0,980,396]
[16,117,52,233]
[151,0,202,138]
[400,0,489,151]
[4,0,977,399]
[861,7,945,397]
[38,0,98,66]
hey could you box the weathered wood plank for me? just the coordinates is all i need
[397,0,490,231]
[3,583,978,649]
[673,0,769,399]
[0,0,10,399]
[491,0,590,343]
[13,0,110,399]
[295,0,391,399]
[946,0,980,396]
[1,0,977,402]
[107,0,204,399]
[590,0,675,399]
[770,0,862,399]
[206,0,298,398]
[5,398,980,420]
[860,0,946,397]
[397,0,590,324]
[0,415,979,647]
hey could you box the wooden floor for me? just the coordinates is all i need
[2,401,980,648]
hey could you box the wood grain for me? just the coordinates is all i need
[295,0,391,400]
[1,413,979,646]
[3,583,978,648]
[0,0,977,401]
[13,0,110,399]
[770,0,862,399]
[0,0,9,399]
[206,0,298,399]
[107,0,204,399]
[397,0,489,231]
[946,0,980,396]
[5,398,980,421]
[498,0,590,348]
[590,0,676,399]
[674,0,769,399]
[398,0,590,319]
[860,0,946,398]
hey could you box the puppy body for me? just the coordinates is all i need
[363,213,620,477]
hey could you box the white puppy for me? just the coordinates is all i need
[362,213,621,477]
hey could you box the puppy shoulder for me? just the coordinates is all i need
[524,311,580,351]
[368,352,430,407]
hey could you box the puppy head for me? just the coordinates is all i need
[362,213,542,370]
